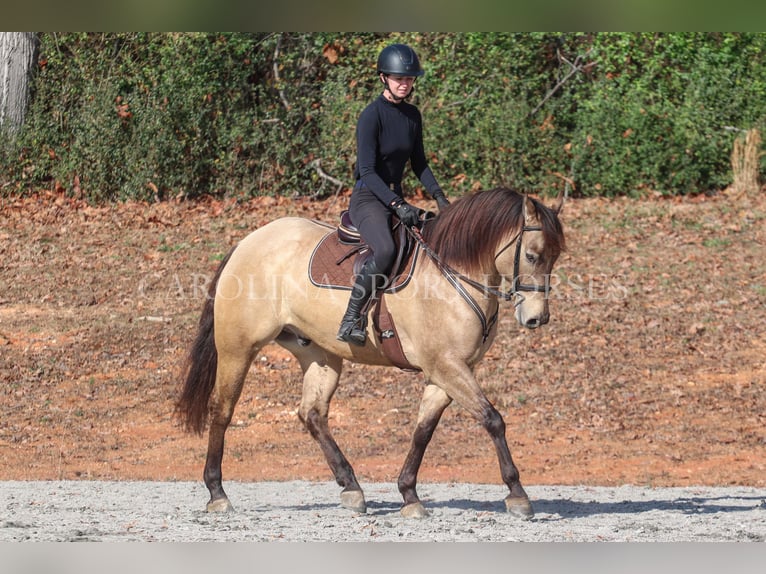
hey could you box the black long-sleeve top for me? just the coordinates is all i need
[353,95,442,206]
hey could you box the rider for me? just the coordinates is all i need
[336,43,450,347]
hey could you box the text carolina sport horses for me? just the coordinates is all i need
[177,187,565,519]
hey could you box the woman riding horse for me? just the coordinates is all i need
[337,43,450,346]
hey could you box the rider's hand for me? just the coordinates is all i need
[433,192,450,211]
[392,200,420,228]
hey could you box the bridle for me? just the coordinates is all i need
[410,223,549,301]
[495,225,549,297]
[408,223,549,342]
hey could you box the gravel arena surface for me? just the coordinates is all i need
[2,480,766,542]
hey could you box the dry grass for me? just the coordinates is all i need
[730,128,762,197]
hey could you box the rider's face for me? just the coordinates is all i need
[382,74,415,100]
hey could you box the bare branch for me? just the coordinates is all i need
[529,49,594,117]
[553,167,576,198]
[443,87,480,109]
[273,33,291,111]
[310,159,346,198]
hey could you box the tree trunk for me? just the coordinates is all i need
[0,32,39,135]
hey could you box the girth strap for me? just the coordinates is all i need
[373,295,420,371]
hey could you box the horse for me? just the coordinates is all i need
[176,186,566,519]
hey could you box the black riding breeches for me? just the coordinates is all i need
[349,186,397,273]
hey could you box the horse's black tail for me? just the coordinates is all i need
[176,246,235,435]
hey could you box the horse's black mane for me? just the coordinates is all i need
[421,187,565,273]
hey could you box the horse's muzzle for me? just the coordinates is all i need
[522,310,549,329]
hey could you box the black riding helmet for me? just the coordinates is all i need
[376,43,424,77]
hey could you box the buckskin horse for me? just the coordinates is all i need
[177,186,565,519]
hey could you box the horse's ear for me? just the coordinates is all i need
[552,186,566,215]
[522,193,537,224]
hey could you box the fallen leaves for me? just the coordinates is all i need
[0,189,765,485]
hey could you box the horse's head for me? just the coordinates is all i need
[495,192,566,329]
[420,187,566,331]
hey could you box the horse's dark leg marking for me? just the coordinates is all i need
[398,384,452,509]
[481,401,526,498]
[203,420,230,509]
[203,354,250,512]
[286,343,366,512]
[301,408,362,494]
[426,360,533,518]
[480,399,533,518]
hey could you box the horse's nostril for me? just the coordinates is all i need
[525,318,540,329]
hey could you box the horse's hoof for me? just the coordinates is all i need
[505,495,534,520]
[206,498,234,513]
[401,502,430,519]
[340,489,367,513]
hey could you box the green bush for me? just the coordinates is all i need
[569,33,766,196]
[1,32,765,201]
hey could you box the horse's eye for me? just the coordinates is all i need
[525,252,538,264]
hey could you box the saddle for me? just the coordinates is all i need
[310,211,418,291]
[308,210,422,371]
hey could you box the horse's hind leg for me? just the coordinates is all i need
[278,334,366,513]
[204,348,253,512]
[398,384,453,518]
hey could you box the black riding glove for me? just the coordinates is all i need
[392,200,420,228]
[433,192,450,211]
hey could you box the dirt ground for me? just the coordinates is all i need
[1,188,765,488]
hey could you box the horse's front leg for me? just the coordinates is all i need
[431,361,534,520]
[397,384,452,518]
[482,400,534,519]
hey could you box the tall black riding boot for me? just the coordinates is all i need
[336,259,382,346]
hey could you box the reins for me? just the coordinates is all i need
[407,222,548,342]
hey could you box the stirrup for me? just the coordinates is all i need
[337,317,367,346]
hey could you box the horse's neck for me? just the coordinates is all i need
[417,259,501,307]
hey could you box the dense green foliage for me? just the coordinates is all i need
[1,32,764,201]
